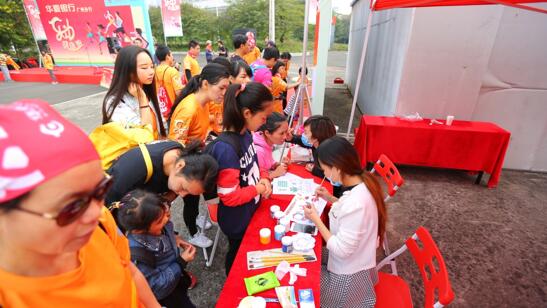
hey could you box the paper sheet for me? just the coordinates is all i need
[272,173,319,196]
[283,194,327,225]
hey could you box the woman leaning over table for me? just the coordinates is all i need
[0,100,160,307]
[303,136,387,308]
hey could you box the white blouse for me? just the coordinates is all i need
[105,93,163,132]
[326,182,379,275]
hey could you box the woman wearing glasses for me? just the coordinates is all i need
[0,100,160,307]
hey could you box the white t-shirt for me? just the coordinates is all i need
[326,182,379,275]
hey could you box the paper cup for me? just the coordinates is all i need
[274,225,285,241]
[446,115,454,126]
[270,205,280,218]
[259,228,271,245]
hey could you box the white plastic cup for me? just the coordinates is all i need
[446,115,454,126]
[274,225,285,241]
[280,216,291,232]
[270,205,280,218]
[274,211,285,224]
[281,236,293,253]
[259,228,271,245]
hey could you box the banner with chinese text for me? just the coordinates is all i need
[35,0,153,66]
[161,0,183,37]
[23,0,48,40]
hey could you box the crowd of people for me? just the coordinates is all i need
[0,31,387,308]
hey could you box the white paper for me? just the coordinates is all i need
[272,173,319,196]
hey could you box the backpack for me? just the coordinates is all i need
[250,63,268,82]
[203,131,243,201]
[156,68,174,120]
[89,122,154,183]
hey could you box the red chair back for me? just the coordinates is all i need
[406,227,455,307]
[372,154,404,198]
[207,203,219,223]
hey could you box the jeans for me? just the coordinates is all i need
[182,194,200,236]
[1,65,11,81]
[47,69,57,82]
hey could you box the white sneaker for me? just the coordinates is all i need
[196,214,212,230]
[188,233,213,248]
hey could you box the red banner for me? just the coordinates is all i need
[35,0,151,66]
[23,0,48,40]
[161,0,183,37]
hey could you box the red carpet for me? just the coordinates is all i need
[2,66,105,85]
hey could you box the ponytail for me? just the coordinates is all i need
[361,172,387,244]
[169,74,201,122]
[169,63,230,122]
[174,139,219,192]
[223,82,273,132]
[317,136,387,244]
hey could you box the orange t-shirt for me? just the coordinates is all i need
[168,93,211,144]
[271,75,287,113]
[0,208,139,307]
[243,46,261,65]
[209,101,223,134]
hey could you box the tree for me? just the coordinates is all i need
[219,0,268,45]
[275,0,304,43]
[0,0,37,57]
[334,14,350,44]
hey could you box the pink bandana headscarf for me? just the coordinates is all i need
[0,100,99,202]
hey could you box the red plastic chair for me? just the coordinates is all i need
[200,203,221,267]
[370,154,404,202]
[375,227,455,308]
[370,154,404,274]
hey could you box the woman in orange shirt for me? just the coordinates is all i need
[0,100,159,307]
[270,61,299,113]
[167,63,230,248]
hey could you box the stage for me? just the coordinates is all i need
[1,66,105,85]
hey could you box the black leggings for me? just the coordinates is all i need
[158,271,195,308]
[182,194,200,236]
[225,237,242,276]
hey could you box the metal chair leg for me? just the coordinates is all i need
[206,227,221,267]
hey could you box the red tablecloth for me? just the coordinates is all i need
[353,116,511,188]
[216,164,332,307]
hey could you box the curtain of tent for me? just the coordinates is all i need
[345,0,547,137]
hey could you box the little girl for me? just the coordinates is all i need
[253,112,290,179]
[116,189,197,308]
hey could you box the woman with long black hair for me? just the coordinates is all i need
[167,63,230,248]
[102,45,166,138]
[303,136,387,308]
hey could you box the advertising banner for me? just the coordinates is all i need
[35,0,153,66]
[161,0,183,37]
[23,0,48,40]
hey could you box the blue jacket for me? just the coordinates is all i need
[127,221,186,300]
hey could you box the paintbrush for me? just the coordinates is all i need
[249,255,316,262]
[249,259,315,269]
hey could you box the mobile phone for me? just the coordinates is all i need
[290,222,318,236]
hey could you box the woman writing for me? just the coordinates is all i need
[303,136,387,308]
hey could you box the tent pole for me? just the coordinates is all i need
[300,0,311,129]
[345,1,375,138]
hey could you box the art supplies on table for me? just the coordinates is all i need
[275,261,307,285]
[275,286,298,308]
[272,173,319,196]
[298,289,316,308]
[247,248,317,270]
[283,194,327,226]
[244,271,280,295]
[290,233,316,251]
[259,228,271,245]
